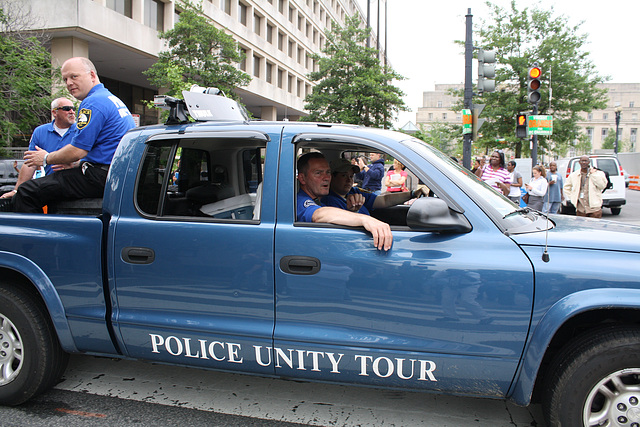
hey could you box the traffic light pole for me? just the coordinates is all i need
[531,103,538,167]
[462,8,473,170]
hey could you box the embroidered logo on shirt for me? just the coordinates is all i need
[303,199,318,208]
[77,108,92,130]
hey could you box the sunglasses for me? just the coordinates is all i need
[55,106,74,111]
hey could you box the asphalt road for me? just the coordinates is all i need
[1,189,638,427]
[0,354,545,427]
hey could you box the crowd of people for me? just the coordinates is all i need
[474,151,608,218]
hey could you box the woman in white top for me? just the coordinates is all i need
[524,164,549,210]
[506,160,523,204]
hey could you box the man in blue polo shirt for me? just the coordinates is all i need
[15,57,135,213]
[323,158,427,215]
[296,152,393,251]
[1,97,77,200]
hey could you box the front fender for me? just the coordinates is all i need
[509,288,640,405]
[0,251,78,353]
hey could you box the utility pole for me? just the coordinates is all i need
[462,8,473,170]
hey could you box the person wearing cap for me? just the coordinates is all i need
[296,152,393,251]
[323,158,428,216]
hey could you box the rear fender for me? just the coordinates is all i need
[0,251,77,352]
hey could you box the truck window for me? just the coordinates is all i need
[136,139,265,221]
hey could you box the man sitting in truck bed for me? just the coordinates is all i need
[13,57,135,213]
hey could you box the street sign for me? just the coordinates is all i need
[462,109,472,134]
[528,115,553,135]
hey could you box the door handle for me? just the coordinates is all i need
[280,256,321,275]
[122,247,155,264]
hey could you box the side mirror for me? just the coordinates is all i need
[406,197,472,233]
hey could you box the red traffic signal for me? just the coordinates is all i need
[527,66,541,104]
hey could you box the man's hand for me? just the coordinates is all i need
[24,146,48,168]
[361,216,393,251]
[0,190,16,199]
[345,193,365,212]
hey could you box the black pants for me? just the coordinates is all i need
[13,164,108,213]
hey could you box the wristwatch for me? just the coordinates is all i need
[43,153,49,168]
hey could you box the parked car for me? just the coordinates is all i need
[560,155,626,215]
[0,159,24,196]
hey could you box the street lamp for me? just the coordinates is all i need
[614,104,622,154]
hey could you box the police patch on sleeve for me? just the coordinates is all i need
[77,108,92,130]
[304,199,318,208]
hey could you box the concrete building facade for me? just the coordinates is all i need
[416,83,640,156]
[15,0,370,126]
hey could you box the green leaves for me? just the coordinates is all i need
[0,6,54,150]
[303,16,406,128]
[143,0,250,101]
[472,0,608,157]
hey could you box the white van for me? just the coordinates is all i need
[560,155,626,215]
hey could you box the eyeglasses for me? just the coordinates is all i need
[55,106,74,112]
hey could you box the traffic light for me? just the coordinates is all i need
[516,113,528,138]
[527,65,541,104]
[477,49,496,94]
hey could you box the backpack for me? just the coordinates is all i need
[595,168,613,192]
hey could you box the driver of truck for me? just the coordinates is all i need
[296,152,393,251]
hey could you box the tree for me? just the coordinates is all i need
[412,122,461,157]
[303,15,406,128]
[0,1,54,151]
[457,1,609,157]
[144,0,250,100]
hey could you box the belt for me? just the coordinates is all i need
[81,161,110,174]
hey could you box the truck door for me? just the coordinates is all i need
[272,132,534,397]
[110,133,277,375]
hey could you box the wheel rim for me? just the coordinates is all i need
[0,312,23,386]
[584,368,640,427]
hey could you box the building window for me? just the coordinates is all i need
[266,23,274,43]
[601,128,608,141]
[238,2,248,26]
[633,113,638,121]
[254,13,262,35]
[239,48,247,71]
[428,113,434,120]
[297,79,302,97]
[603,113,609,120]
[289,6,295,23]
[278,68,284,89]
[266,62,273,84]
[278,0,285,14]
[278,32,285,51]
[144,0,164,30]
[588,113,593,121]
[631,128,637,151]
[442,113,447,120]
[253,55,261,78]
[220,0,231,14]
[630,101,635,108]
[586,128,593,143]
[298,47,303,64]
[288,40,294,58]
[106,0,132,18]
[437,101,443,108]
[288,75,294,93]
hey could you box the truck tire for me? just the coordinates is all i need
[544,326,640,427]
[610,207,621,215]
[0,284,69,405]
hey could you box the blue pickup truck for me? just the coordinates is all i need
[1,90,639,426]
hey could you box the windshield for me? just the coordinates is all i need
[400,138,546,232]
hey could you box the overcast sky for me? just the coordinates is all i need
[355,0,639,127]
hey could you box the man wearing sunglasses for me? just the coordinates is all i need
[14,57,135,213]
[0,98,77,200]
